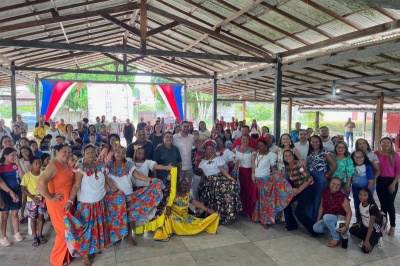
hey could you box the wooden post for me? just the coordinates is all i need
[35,75,40,121]
[212,72,217,122]
[362,112,367,139]
[183,80,187,121]
[374,92,384,149]
[274,56,282,138]
[315,111,320,133]
[287,98,292,133]
[242,101,246,122]
[371,113,376,150]
[11,61,17,122]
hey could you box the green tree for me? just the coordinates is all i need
[245,103,274,122]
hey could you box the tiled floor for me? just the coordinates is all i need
[1,208,400,266]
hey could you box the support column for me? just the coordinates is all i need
[374,92,384,149]
[371,113,376,150]
[11,61,17,122]
[242,101,246,122]
[183,80,187,121]
[362,112,367,139]
[315,111,320,133]
[35,75,40,121]
[212,72,217,122]
[273,56,282,138]
[287,98,292,134]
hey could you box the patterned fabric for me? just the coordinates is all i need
[277,147,296,171]
[199,173,242,224]
[126,179,165,225]
[153,192,219,241]
[104,192,128,244]
[252,171,293,225]
[307,149,329,173]
[26,200,47,218]
[285,164,314,188]
[238,167,257,216]
[105,160,134,177]
[191,147,204,176]
[321,189,347,216]
[64,199,110,256]
[332,156,355,184]
[98,149,115,164]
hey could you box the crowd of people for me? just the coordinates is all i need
[0,114,399,265]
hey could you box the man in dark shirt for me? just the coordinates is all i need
[137,117,146,131]
[126,129,153,160]
[34,115,50,128]
[152,132,182,217]
[10,124,21,143]
[74,121,86,139]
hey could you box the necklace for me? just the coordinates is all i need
[134,160,144,168]
[256,151,268,168]
[206,154,216,161]
[85,161,99,180]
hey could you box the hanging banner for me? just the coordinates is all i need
[156,85,184,122]
[40,81,75,120]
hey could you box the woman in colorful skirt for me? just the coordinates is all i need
[233,135,257,217]
[105,146,167,246]
[198,140,241,224]
[63,145,118,266]
[154,178,219,241]
[251,137,293,229]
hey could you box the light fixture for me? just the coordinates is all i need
[239,96,243,100]
[272,92,275,96]
[336,88,341,93]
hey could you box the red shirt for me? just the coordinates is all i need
[232,137,257,149]
[322,189,347,216]
[220,121,227,129]
[229,122,236,130]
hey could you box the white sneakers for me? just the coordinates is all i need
[0,237,11,246]
[0,232,24,246]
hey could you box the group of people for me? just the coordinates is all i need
[0,114,399,266]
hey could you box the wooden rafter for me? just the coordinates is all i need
[140,1,147,53]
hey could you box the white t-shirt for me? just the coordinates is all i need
[255,152,277,178]
[217,149,235,172]
[235,148,254,168]
[198,129,210,137]
[46,128,62,147]
[359,203,380,228]
[232,129,241,140]
[105,161,135,195]
[199,156,225,177]
[173,133,194,170]
[109,122,120,134]
[73,163,106,203]
[132,160,156,187]
[322,140,335,153]
[294,141,309,160]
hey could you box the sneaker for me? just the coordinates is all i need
[0,237,11,246]
[14,232,24,242]
[358,240,364,248]
[378,237,384,249]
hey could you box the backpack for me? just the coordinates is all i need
[370,204,388,235]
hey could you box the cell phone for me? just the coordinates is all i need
[336,221,345,229]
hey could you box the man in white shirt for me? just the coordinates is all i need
[319,126,335,152]
[294,129,309,160]
[108,116,121,135]
[232,121,243,140]
[173,121,194,184]
[344,118,356,148]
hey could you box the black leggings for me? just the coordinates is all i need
[349,223,381,253]
[376,177,398,227]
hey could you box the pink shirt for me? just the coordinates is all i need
[375,151,400,178]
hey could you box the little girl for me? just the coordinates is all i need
[21,156,47,246]
[349,188,384,253]
[19,146,34,224]
[40,153,51,171]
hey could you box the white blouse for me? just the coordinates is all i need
[73,163,106,203]
[132,160,157,187]
[216,149,235,172]
[199,156,225,177]
[254,152,277,178]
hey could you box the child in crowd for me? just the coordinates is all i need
[52,135,65,157]
[88,134,100,155]
[18,146,34,224]
[71,138,83,158]
[21,156,47,246]
[70,131,79,146]
[349,188,384,253]
[40,153,51,171]
[29,140,43,157]
[40,135,52,156]
[16,137,30,151]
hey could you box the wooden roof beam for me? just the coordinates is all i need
[0,3,139,33]
[147,5,270,58]
[0,0,48,12]
[101,14,141,37]
[140,0,147,53]
[147,21,179,37]
[335,0,400,10]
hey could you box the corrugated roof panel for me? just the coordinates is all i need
[295,29,329,44]
[230,27,270,47]
[349,66,389,75]
[241,20,285,40]
[318,20,357,37]
[258,10,306,34]
[276,37,304,50]
[384,9,400,18]
[375,62,400,72]
[261,43,287,54]
[319,0,357,15]
[279,0,333,26]
[346,11,392,29]
[201,0,236,18]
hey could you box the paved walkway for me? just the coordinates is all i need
[1,207,400,266]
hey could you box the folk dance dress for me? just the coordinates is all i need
[64,163,110,257]
[154,192,219,241]
[198,156,241,224]
[105,161,164,240]
[252,152,293,225]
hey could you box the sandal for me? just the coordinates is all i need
[82,256,91,266]
[327,240,340,247]
[32,237,39,246]
[388,227,395,236]
[38,235,47,244]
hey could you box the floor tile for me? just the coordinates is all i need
[117,252,197,266]
[359,254,400,266]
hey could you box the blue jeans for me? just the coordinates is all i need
[313,214,349,241]
[309,170,327,221]
[345,132,354,148]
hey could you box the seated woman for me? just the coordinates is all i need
[349,188,384,253]
[198,139,241,224]
[283,150,315,236]
[252,137,293,229]
[313,177,352,248]
[154,178,219,241]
